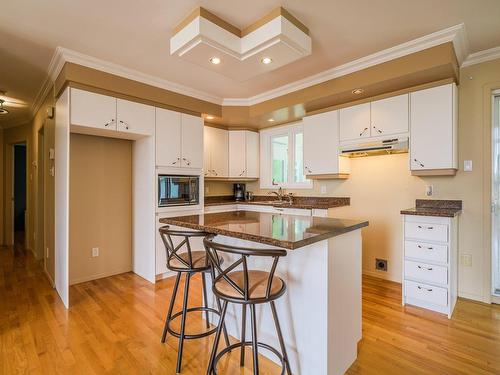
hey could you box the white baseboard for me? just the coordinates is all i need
[362,269,401,283]
[70,268,132,285]
[44,268,55,288]
[156,270,176,280]
[457,291,484,303]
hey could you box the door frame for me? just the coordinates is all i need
[492,89,500,299]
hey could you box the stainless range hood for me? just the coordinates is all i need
[339,137,409,158]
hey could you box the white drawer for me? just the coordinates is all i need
[404,260,448,285]
[405,222,448,242]
[405,241,448,263]
[405,280,448,307]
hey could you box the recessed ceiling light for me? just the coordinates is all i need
[261,57,273,65]
[0,99,9,115]
[352,88,364,95]
[209,57,221,65]
[206,115,214,120]
[267,118,275,122]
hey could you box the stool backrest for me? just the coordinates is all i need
[203,235,287,301]
[159,225,210,270]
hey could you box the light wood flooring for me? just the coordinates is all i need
[1,240,499,374]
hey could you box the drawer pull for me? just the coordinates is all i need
[417,225,434,230]
[417,286,433,292]
[417,245,434,250]
[417,265,433,271]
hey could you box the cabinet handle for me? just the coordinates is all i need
[413,158,425,168]
[417,245,434,250]
[182,157,191,166]
[304,166,312,174]
[417,265,433,271]
[359,127,368,136]
[417,225,434,230]
[211,169,218,176]
[119,120,129,130]
[171,157,180,165]
[238,170,246,176]
[417,286,433,292]
[104,119,115,127]
[372,125,383,134]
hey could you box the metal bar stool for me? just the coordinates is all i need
[159,226,230,373]
[203,235,292,375]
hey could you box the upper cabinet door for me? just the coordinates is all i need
[156,108,181,167]
[370,94,409,137]
[410,84,457,171]
[229,131,246,177]
[339,103,371,142]
[70,88,117,130]
[245,131,259,178]
[210,127,229,177]
[203,126,212,175]
[116,99,155,136]
[180,114,203,169]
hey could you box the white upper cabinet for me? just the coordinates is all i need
[370,94,409,137]
[156,108,203,169]
[303,110,350,177]
[410,84,457,173]
[71,88,117,130]
[180,114,203,169]
[116,99,155,136]
[204,126,229,177]
[156,108,181,167]
[228,131,259,178]
[339,103,371,142]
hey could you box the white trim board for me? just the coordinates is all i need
[462,45,500,68]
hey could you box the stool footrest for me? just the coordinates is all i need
[167,306,221,340]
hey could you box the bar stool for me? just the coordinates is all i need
[159,226,229,374]
[203,235,292,375]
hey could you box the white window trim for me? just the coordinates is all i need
[259,122,313,190]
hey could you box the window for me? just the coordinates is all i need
[260,122,312,189]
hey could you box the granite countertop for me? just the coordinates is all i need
[400,199,462,218]
[204,195,350,210]
[160,210,368,250]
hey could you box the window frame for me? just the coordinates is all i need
[259,122,313,189]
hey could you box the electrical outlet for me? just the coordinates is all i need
[375,258,388,271]
[425,185,433,196]
[320,185,327,194]
[464,160,473,172]
[460,254,472,267]
[92,247,99,257]
[205,185,210,194]
[46,247,49,259]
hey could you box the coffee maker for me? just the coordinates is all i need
[233,183,246,201]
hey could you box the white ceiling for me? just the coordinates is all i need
[1,0,500,127]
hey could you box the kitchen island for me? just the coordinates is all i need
[160,211,368,375]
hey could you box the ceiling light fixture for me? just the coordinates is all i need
[261,57,273,65]
[0,99,9,115]
[209,57,221,65]
[267,118,275,122]
[206,115,214,120]
[352,88,364,95]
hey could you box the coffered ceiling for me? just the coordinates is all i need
[1,0,500,128]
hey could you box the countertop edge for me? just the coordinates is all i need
[400,208,462,218]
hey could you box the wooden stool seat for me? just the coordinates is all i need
[169,250,209,270]
[215,270,284,300]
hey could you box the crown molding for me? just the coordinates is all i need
[223,24,468,106]
[462,45,500,68]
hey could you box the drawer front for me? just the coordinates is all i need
[405,280,448,307]
[405,241,448,263]
[405,222,448,242]
[404,260,448,285]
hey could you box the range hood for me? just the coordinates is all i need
[339,137,409,158]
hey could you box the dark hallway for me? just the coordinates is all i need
[13,143,27,244]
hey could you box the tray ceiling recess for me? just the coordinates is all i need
[170,7,312,81]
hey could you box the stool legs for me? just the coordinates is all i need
[240,304,247,366]
[176,272,191,373]
[161,272,181,343]
[250,305,259,375]
[206,300,228,375]
[201,273,210,329]
[270,301,292,375]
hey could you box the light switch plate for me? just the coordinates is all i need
[460,254,472,267]
[320,185,327,194]
[425,185,433,196]
[49,148,55,160]
[92,247,99,257]
[464,160,473,172]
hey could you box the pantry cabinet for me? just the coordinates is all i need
[228,130,259,178]
[303,110,350,178]
[410,83,457,175]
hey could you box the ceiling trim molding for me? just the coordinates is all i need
[222,23,468,106]
[462,45,500,67]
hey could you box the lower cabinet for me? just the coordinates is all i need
[402,214,458,318]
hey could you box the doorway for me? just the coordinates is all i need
[492,91,500,297]
[13,143,27,248]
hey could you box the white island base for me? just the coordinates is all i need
[206,229,362,375]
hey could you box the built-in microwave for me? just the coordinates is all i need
[158,175,200,207]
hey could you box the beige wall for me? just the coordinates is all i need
[69,134,132,285]
[0,128,3,245]
[246,58,500,303]
[205,181,234,196]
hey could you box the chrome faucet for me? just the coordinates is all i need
[268,187,285,201]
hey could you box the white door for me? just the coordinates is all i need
[371,94,409,137]
[70,88,117,130]
[156,108,181,167]
[116,99,155,136]
[303,110,340,175]
[181,114,203,169]
[209,127,229,177]
[229,131,246,177]
[246,131,259,178]
[492,92,500,296]
[410,84,454,170]
[339,103,371,142]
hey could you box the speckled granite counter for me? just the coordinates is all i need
[400,199,462,217]
[160,210,368,249]
[204,195,350,210]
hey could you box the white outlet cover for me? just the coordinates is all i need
[464,160,473,172]
[320,185,327,194]
[425,185,433,196]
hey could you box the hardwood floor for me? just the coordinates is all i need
[1,241,500,374]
